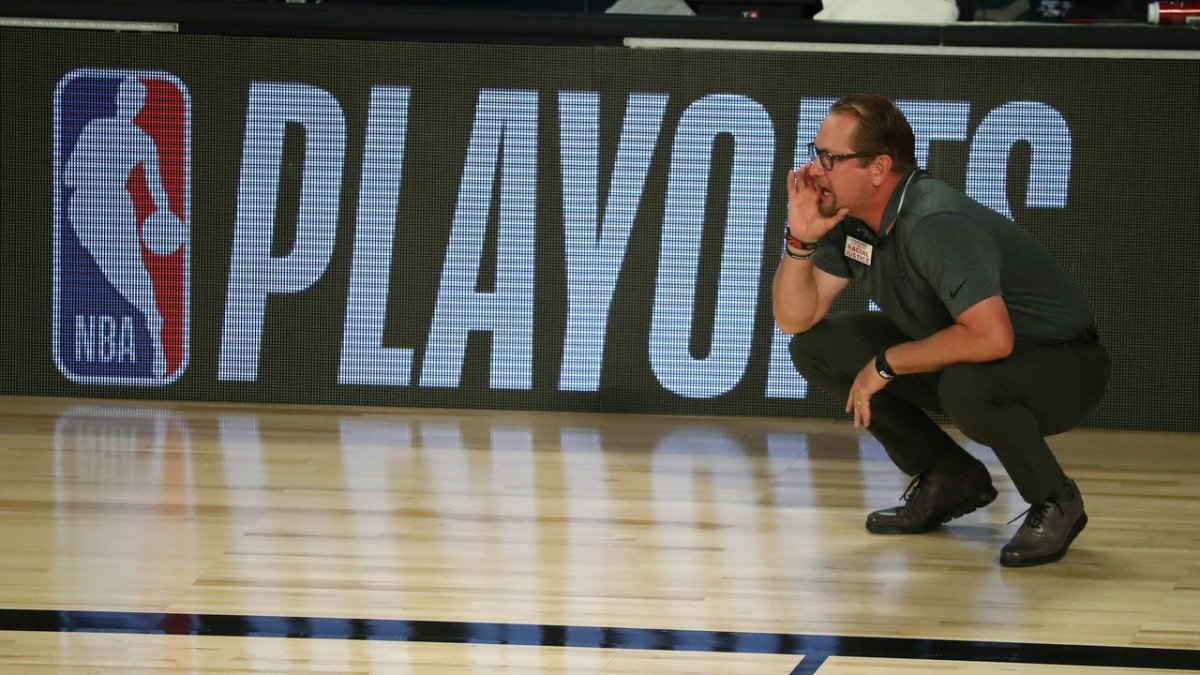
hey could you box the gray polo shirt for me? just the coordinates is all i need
[814,172,1095,344]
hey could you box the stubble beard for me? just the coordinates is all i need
[815,181,839,218]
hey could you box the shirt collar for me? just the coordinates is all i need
[880,170,924,238]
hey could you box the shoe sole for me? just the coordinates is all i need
[999,512,1089,568]
[866,486,999,535]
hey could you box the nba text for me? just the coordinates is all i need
[53,69,191,386]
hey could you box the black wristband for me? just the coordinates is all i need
[875,349,896,380]
[785,245,816,261]
[785,231,818,252]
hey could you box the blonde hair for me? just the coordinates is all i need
[829,94,917,175]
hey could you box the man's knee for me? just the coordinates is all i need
[787,321,835,375]
[788,312,906,385]
[787,318,866,383]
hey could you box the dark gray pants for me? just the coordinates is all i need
[789,312,1111,503]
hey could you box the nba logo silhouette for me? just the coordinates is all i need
[53,69,190,385]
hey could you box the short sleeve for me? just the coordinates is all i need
[813,222,853,279]
[906,213,1002,319]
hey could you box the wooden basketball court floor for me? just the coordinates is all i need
[0,394,1196,674]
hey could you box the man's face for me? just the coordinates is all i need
[810,113,874,218]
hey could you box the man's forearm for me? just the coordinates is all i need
[882,297,1015,375]
[772,255,821,334]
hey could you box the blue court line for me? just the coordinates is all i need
[1,609,1197,672]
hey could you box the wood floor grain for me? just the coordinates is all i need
[0,395,1196,673]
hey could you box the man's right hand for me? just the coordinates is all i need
[787,164,849,244]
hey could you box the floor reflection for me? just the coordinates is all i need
[13,395,1168,674]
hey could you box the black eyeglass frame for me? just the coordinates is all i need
[807,142,876,170]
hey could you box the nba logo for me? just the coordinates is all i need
[53,69,190,385]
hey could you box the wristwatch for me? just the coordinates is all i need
[875,349,896,380]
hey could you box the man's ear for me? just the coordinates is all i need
[871,154,894,186]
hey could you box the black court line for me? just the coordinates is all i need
[1,609,1198,673]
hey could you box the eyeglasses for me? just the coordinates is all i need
[807,142,875,171]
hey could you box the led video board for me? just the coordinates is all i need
[2,27,1196,430]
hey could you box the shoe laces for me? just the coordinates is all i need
[1007,500,1064,528]
[900,473,926,503]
